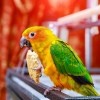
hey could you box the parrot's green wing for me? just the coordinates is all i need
[50,40,93,85]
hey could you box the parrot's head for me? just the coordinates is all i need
[20,26,58,51]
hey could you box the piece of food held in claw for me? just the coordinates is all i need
[20,26,99,96]
[26,50,42,83]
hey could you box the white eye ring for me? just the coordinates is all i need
[29,32,36,38]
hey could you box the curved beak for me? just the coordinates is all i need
[20,37,32,48]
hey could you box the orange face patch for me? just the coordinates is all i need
[33,30,47,41]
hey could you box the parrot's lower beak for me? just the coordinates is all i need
[20,37,32,48]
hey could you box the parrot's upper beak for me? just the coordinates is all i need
[20,37,32,48]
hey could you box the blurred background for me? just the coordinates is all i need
[0,0,100,100]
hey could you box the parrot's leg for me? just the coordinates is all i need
[33,65,42,70]
[32,65,42,77]
[44,86,62,96]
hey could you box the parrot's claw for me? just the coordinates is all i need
[33,65,42,70]
[44,86,62,96]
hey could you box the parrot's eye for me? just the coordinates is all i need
[29,32,36,38]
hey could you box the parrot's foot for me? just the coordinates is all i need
[33,65,42,77]
[44,86,62,96]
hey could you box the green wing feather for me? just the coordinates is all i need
[50,40,93,84]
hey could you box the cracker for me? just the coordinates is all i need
[26,50,42,83]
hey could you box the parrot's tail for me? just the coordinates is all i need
[76,85,99,96]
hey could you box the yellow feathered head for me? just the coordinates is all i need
[20,26,57,50]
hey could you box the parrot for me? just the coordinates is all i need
[20,26,99,96]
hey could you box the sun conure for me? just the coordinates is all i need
[20,26,99,96]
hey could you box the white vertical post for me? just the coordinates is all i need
[85,28,92,70]
[85,0,98,71]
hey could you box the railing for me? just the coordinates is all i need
[6,69,100,100]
